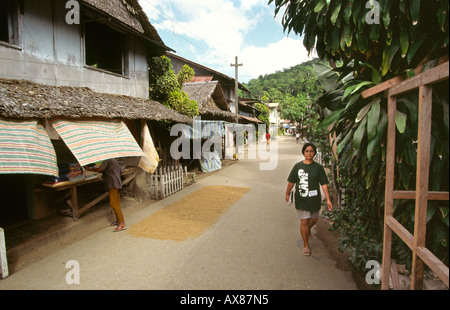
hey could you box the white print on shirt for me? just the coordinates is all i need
[298,169,309,197]
[309,190,318,197]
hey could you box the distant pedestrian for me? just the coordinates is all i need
[296,133,300,144]
[266,132,270,145]
[285,143,332,256]
[86,158,126,232]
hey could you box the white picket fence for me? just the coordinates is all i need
[148,165,192,200]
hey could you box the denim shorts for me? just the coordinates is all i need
[297,209,320,219]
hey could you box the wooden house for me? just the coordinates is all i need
[167,53,267,159]
[0,0,189,225]
[238,97,264,125]
[167,52,262,123]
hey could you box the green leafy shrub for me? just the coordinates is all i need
[149,56,199,118]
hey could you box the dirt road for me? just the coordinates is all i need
[0,136,359,292]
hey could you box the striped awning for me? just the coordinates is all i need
[51,119,143,166]
[0,119,58,176]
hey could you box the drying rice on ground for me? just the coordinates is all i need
[127,186,251,242]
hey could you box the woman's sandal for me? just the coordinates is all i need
[110,222,118,226]
[113,226,127,232]
[303,248,311,256]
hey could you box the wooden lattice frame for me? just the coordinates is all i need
[381,61,449,290]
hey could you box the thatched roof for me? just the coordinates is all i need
[81,0,144,33]
[0,79,191,124]
[199,107,241,122]
[182,81,229,111]
[80,0,173,55]
[182,81,241,122]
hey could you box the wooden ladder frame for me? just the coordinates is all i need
[382,61,449,290]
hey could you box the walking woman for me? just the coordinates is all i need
[285,143,332,256]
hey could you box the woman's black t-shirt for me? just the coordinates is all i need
[287,161,328,212]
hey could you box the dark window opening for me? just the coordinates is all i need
[84,21,127,76]
[1,0,18,45]
[0,1,9,42]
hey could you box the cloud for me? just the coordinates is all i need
[154,0,256,57]
[139,0,314,82]
[237,37,313,82]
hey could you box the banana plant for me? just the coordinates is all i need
[284,0,450,269]
[270,0,449,80]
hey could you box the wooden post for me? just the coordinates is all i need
[381,95,397,290]
[167,166,170,196]
[161,167,165,199]
[166,166,169,197]
[178,166,181,191]
[149,172,154,200]
[71,187,79,221]
[155,168,159,199]
[0,227,8,279]
[166,166,170,196]
[171,166,174,195]
[173,166,176,193]
[167,166,170,197]
[178,166,181,189]
[149,173,153,199]
[411,85,433,290]
[181,166,185,189]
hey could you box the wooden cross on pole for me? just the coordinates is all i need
[230,56,242,116]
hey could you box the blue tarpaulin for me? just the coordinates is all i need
[199,150,222,172]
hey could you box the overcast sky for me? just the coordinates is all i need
[138,0,316,83]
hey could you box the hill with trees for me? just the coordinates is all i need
[243,59,325,127]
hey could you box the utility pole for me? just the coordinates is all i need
[230,56,243,157]
[230,56,242,116]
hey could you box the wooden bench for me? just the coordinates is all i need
[37,168,137,221]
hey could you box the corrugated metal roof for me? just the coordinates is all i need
[190,76,214,83]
